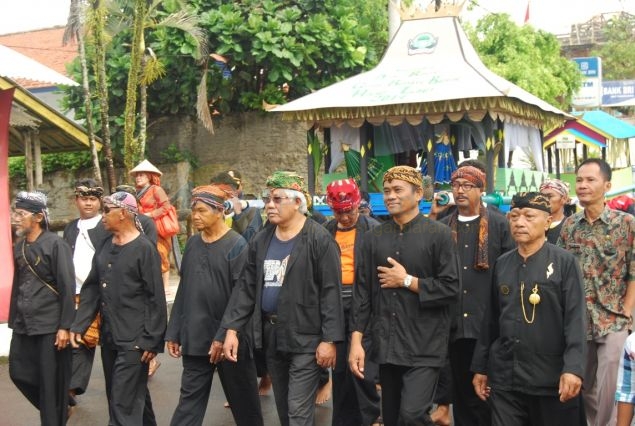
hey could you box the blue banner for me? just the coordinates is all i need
[602,80,635,106]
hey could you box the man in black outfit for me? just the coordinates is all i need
[71,191,166,425]
[9,191,75,426]
[222,171,344,426]
[472,192,586,426]
[349,165,459,426]
[168,184,263,426]
[439,166,515,426]
[63,179,108,407]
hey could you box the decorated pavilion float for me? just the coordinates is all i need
[272,1,634,215]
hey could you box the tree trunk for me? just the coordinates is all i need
[76,27,102,185]
[139,53,148,158]
[93,0,116,191]
[123,0,147,172]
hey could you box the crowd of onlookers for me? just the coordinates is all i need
[7,157,635,426]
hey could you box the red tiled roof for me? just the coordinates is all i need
[0,27,77,89]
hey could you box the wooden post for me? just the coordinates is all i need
[554,147,561,179]
[25,131,34,191]
[34,132,42,187]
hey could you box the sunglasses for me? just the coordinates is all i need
[103,205,122,214]
[262,195,291,205]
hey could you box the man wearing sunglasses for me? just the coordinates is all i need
[221,171,344,426]
[71,191,166,425]
[9,191,75,425]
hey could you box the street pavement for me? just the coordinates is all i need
[0,279,334,425]
[0,348,333,425]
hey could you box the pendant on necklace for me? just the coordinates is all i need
[528,285,540,305]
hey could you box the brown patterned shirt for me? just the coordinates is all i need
[558,206,635,339]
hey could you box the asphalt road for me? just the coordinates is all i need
[0,347,335,425]
[0,286,334,426]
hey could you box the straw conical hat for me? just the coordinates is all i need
[130,159,162,176]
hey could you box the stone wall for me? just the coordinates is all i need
[146,111,309,197]
[10,112,309,223]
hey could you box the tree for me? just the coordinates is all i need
[63,0,388,165]
[192,0,388,112]
[463,13,582,110]
[592,13,635,80]
[63,0,103,185]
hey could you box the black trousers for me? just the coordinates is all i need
[449,338,491,426]
[101,344,156,426]
[264,319,323,426]
[332,299,381,426]
[379,363,439,426]
[70,343,95,395]
[9,332,71,426]
[170,351,263,426]
[433,357,453,405]
[490,388,582,426]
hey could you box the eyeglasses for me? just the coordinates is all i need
[103,205,122,214]
[450,182,478,192]
[262,195,291,205]
[11,210,33,219]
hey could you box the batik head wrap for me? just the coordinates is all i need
[326,178,361,212]
[75,184,104,198]
[511,192,551,214]
[103,191,144,231]
[266,171,306,192]
[191,184,233,211]
[15,191,50,229]
[539,179,569,198]
[382,166,423,189]
[451,166,485,188]
[265,170,311,209]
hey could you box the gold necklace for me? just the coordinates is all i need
[520,281,541,324]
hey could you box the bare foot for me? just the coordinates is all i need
[223,401,230,408]
[258,374,272,396]
[430,404,451,426]
[315,377,332,405]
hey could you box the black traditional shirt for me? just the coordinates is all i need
[351,214,459,367]
[72,234,167,353]
[166,231,247,356]
[471,243,586,396]
[9,231,75,335]
[441,211,515,340]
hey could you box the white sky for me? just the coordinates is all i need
[0,0,635,35]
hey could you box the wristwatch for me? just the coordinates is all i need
[403,274,413,288]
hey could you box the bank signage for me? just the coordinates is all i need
[572,57,602,108]
[602,80,635,106]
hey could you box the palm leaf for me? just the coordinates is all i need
[342,144,384,191]
[197,64,214,134]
